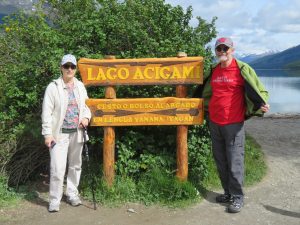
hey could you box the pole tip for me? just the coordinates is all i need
[104,55,116,59]
[177,52,187,58]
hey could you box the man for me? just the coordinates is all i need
[42,54,91,212]
[194,37,270,213]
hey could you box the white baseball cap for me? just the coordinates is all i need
[61,54,77,66]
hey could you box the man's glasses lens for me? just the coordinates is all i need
[63,64,76,70]
[216,46,229,52]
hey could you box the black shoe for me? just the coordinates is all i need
[227,198,243,213]
[216,194,232,203]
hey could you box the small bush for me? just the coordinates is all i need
[0,0,217,189]
[188,121,212,183]
[137,168,199,207]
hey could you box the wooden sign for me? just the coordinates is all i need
[87,97,203,126]
[78,57,203,86]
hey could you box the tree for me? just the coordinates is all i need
[0,0,217,187]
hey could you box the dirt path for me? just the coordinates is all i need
[1,117,300,225]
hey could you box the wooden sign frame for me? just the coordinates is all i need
[87,97,204,126]
[79,54,204,185]
[78,57,203,86]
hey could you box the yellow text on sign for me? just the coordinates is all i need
[79,57,203,86]
[87,97,204,126]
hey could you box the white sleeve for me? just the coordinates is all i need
[82,86,92,120]
[41,84,55,136]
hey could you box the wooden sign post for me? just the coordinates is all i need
[176,52,188,181]
[78,54,204,185]
[103,55,116,186]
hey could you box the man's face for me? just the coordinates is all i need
[215,44,233,62]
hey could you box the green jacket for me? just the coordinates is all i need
[193,59,269,119]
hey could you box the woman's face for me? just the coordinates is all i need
[61,63,77,80]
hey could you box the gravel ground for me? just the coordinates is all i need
[1,116,300,225]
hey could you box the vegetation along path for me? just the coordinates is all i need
[1,116,300,225]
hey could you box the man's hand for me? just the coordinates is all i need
[261,104,270,113]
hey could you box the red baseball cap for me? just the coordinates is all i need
[215,37,233,48]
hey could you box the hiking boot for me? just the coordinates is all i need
[48,203,60,212]
[227,197,243,213]
[216,194,232,203]
[67,196,82,206]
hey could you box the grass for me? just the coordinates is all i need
[0,176,22,209]
[244,135,267,186]
[80,167,200,208]
[0,175,40,210]
[0,134,267,209]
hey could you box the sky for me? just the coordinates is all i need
[165,0,300,55]
[1,0,300,56]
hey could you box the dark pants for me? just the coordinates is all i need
[209,120,245,200]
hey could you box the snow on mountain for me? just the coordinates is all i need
[236,50,279,63]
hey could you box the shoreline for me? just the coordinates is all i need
[263,113,300,119]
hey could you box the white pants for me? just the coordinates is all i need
[49,132,83,205]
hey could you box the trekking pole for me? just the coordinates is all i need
[83,126,97,210]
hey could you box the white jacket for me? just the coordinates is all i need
[41,76,91,142]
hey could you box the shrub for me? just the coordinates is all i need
[0,0,217,199]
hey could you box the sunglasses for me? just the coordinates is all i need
[62,64,76,70]
[216,46,230,52]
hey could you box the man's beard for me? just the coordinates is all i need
[217,55,228,62]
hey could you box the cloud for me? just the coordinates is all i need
[255,1,300,33]
[166,0,300,54]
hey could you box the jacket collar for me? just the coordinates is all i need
[53,76,79,89]
[211,58,247,71]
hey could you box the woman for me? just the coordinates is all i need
[42,54,91,212]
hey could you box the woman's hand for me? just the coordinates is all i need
[79,118,89,128]
[45,136,55,148]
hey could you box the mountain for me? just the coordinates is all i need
[0,1,35,14]
[249,45,300,69]
[0,1,37,24]
[236,51,278,64]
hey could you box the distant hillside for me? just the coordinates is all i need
[237,51,277,64]
[250,45,300,69]
[284,60,300,70]
[0,14,7,23]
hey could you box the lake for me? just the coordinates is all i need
[256,69,300,114]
